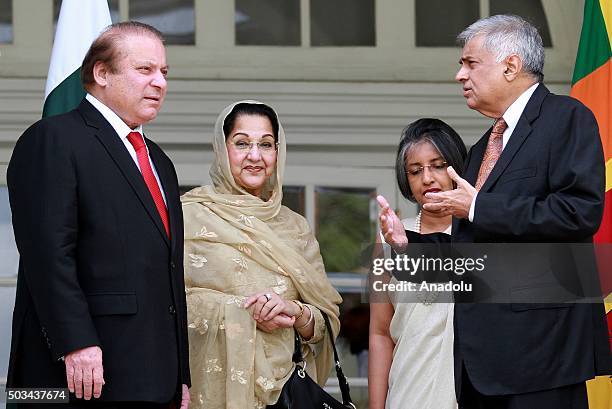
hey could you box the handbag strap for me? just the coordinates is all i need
[291,310,354,407]
[322,312,353,407]
[291,328,303,364]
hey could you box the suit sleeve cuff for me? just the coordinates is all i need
[469,192,478,222]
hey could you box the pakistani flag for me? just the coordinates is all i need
[42,0,111,118]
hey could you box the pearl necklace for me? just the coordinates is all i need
[414,210,422,233]
[415,210,451,234]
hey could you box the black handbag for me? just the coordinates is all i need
[267,312,356,409]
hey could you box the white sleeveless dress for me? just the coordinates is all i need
[382,218,457,409]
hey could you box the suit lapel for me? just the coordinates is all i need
[478,84,549,192]
[78,100,170,248]
[465,133,489,186]
[479,117,532,191]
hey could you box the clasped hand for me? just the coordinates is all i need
[243,290,298,332]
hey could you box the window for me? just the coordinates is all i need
[490,0,552,47]
[415,0,479,47]
[315,187,376,273]
[53,0,120,29]
[130,0,195,45]
[284,185,377,273]
[54,1,195,45]
[3,0,571,82]
[235,0,301,46]
[235,0,376,47]
[0,0,12,44]
[281,185,381,274]
[282,185,306,216]
[310,0,375,46]
[416,0,552,47]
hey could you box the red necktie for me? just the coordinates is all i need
[475,118,508,191]
[127,132,170,238]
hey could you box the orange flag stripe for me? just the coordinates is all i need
[570,59,612,161]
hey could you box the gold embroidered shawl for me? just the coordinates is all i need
[182,100,342,409]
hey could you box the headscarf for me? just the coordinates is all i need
[182,100,342,409]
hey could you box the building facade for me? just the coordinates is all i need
[0,0,584,405]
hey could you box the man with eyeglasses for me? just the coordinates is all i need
[423,14,610,409]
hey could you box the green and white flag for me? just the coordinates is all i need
[43,0,111,118]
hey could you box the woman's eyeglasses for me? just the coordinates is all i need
[406,161,448,176]
[228,140,278,153]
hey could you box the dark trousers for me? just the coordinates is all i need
[458,366,588,409]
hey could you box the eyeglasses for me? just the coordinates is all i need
[406,161,448,176]
[228,139,278,153]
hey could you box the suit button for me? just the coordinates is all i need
[170,262,176,269]
[168,305,176,315]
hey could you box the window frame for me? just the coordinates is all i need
[0,0,583,83]
[0,0,13,44]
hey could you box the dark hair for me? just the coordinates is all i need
[396,118,467,202]
[81,21,164,90]
[223,103,279,142]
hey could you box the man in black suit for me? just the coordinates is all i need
[424,14,610,409]
[7,22,190,408]
[380,14,609,409]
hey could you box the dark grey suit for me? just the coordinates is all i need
[452,84,609,400]
[7,99,190,404]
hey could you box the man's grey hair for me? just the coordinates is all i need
[457,15,544,82]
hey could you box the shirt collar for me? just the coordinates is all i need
[86,93,143,140]
[501,82,539,133]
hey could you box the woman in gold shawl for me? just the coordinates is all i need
[182,100,342,409]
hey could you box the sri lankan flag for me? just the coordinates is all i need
[570,1,612,407]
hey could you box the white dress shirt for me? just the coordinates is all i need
[468,82,539,221]
[86,93,167,205]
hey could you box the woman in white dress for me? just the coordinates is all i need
[369,118,467,409]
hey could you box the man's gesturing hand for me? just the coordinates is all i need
[65,346,104,400]
[377,195,408,252]
[422,166,476,219]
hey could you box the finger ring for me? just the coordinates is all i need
[264,293,272,301]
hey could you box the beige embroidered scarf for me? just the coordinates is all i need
[182,100,342,409]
